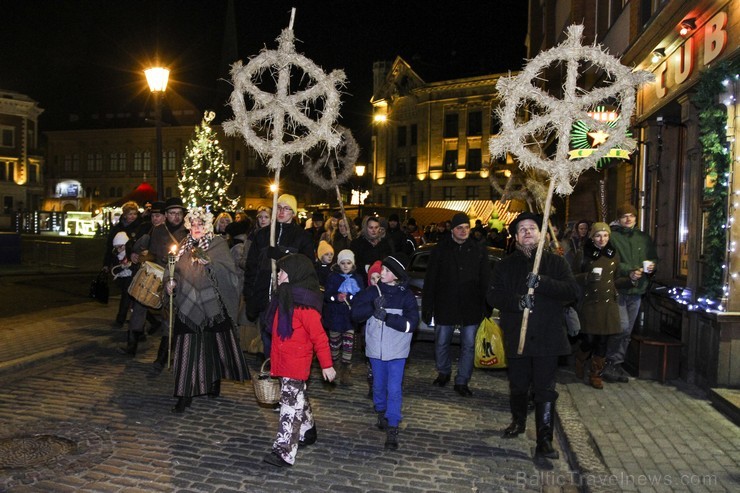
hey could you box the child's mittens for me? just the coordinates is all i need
[337,292,347,302]
[373,295,386,310]
[373,308,387,321]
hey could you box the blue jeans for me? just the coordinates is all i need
[607,293,642,365]
[370,357,406,427]
[434,324,477,385]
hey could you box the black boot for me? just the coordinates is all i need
[208,380,221,399]
[153,337,169,368]
[385,426,399,450]
[117,330,138,356]
[502,393,528,438]
[171,396,192,413]
[534,401,559,459]
[376,411,388,430]
[298,425,317,448]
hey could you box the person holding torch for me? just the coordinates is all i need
[164,206,250,413]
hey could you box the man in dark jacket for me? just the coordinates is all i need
[487,212,578,461]
[422,212,490,397]
[243,194,314,358]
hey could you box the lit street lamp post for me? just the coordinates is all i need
[145,67,170,201]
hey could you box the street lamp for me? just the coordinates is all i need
[145,67,170,200]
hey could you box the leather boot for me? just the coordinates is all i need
[117,330,138,356]
[502,393,528,438]
[340,363,353,386]
[574,348,590,380]
[376,411,388,430]
[385,426,399,450]
[590,356,605,389]
[534,402,559,459]
[153,337,169,368]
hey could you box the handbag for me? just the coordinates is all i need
[474,315,507,369]
[89,271,109,304]
[128,261,165,309]
[253,358,281,405]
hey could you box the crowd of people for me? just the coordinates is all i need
[102,195,656,467]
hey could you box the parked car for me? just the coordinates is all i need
[406,243,505,341]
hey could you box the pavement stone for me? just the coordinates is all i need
[0,294,739,492]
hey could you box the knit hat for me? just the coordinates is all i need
[589,222,611,238]
[367,260,383,286]
[337,249,355,265]
[407,217,417,226]
[277,194,297,213]
[317,240,334,260]
[617,203,638,218]
[382,253,409,283]
[312,211,325,221]
[450,212,470,230]
[113,231,129,247]
[508,211,543,236]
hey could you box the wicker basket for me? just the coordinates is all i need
[253,358,281,405]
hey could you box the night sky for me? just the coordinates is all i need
[1,0,528,139]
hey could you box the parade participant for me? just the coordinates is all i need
[487,212,578,460]
[309,211,325,249]
[243,194,314,360]
[350,216,394,284]
[602,203,658,383]
[110,231,134,331]
[572,223,632,388]
[323,249,363,385]
[423,212,490,397]
[386,213,416,256]
[126,198,188,361]
[250,206,271,240]
[263,254,336,467]
[164,207,250,413]
[352,254,418,451]
[102,201,142,327]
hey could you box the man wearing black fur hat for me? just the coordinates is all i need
[423,212,490,397]
[487,211,578,461]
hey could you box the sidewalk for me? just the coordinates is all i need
[0,297,738,492]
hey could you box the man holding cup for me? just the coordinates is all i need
[603,203,658,383]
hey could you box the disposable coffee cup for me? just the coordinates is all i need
[642,260,652,273]
[592,267,602,281]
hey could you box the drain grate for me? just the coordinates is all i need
[0,435,78,469]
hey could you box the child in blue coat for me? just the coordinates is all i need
[351,254,418,450]
[324,249,363,385]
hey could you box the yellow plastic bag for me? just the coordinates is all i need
[474,316,507,369]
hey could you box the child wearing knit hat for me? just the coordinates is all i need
[314,240,334,288]
[324,249,363,386]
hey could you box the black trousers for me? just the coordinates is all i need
[507,355,559,403]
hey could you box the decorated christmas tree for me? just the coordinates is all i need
[179,111,239,211]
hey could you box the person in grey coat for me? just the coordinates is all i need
[487,212,578,461]
[422,212,490,397]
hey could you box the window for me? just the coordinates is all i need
[110,152,126,171]
[409,156,417,176]
[3,196,12,214]
[108,187,115,197]
[0,161,14,181]
[443,186,454,200]
[396,157,407,176]
[1,127,14,147]
[443,150,457,172]
[142,150,151,171]
[28,163,39,183]
[410,124,417,146]
[466,186,479,199]
[132,150,151,171]
[133,151,144,171]
[164,149,176,171]
[397,126,407,147]
[468,111,482,136]
[490,111,502,135]
[444,113,458,138]
[87,153,103,172]
[467,148,482,171]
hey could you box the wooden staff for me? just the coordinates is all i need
[167,247,176,369]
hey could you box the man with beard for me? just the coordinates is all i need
[124,197,188,364]
[487,212,578,461]
[243,194,314,360]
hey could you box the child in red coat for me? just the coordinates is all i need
[263,254,336,467]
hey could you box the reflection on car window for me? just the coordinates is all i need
[409,254,429,272]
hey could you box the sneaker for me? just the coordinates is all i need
[602,362,628,383]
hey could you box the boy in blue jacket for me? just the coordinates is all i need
[351,254,418,450]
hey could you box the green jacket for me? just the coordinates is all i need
[609,223,658,295]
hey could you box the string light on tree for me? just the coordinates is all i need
[179,111,239,211]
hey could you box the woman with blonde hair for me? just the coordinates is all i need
[214,212,233,238]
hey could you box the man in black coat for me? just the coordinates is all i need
[422,212,490,397]
[487,212,578,461]
[243,194,314,358]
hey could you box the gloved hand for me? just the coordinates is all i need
[526,272,540,289]
[518,293,535,311]
[373,295,386,310]
[374,308,387,321]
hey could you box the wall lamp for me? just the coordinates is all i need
[679,18,696,37]
[651,48,666,64]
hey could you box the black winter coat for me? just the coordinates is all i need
[243,221,315,319]
[422,236,490,326]
[349,235,394,282]
[488,249,578,358]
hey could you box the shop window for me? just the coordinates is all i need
[1,127,14,147]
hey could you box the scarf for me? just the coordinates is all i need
[338,273,361,295]
[264,285,323,340]
[177,232,213,263]
[515,242,537,258]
